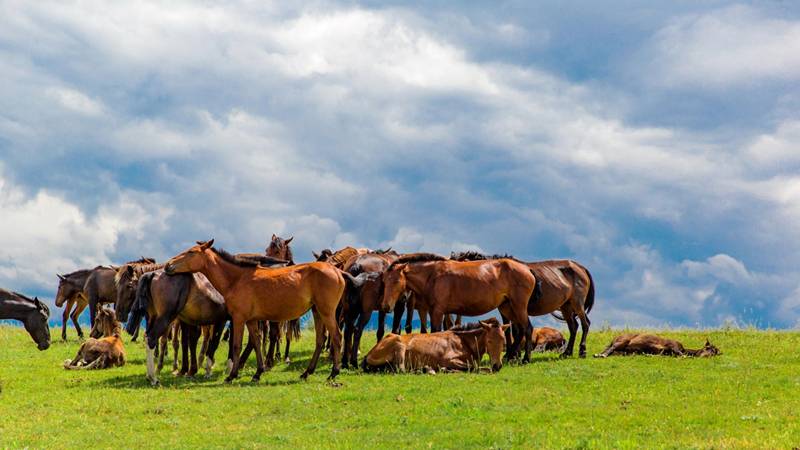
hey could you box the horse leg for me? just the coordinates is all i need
[444,314,453,330]
[172,322,181,373]
[260,322,269,366]
[322,306,343,381]
[131,323,140,342]
[283,323,292,364]
[376,310,386,342]
[301,308,326,380]
[418,306,428,334]
[188,325,200,377]
[405,296,414,334]
[561,312,579,358]
[429,307,444,333]
[238,334,255,370]
[266,322,279,369]
[246,321,265,382]
[61,299,73,341]
[351,311,371,368]
[577,308,591,358]
[391,300,404,334]
[178,322,191,376]
[500,314,513,354]
[72,301,87,339]
[145,317,173,386]
[199,325,210,368]
[342,310,356,369]
[522,319,533,363]
[204,321,225,378]
[224,317,245,383]
[157,333,168,373]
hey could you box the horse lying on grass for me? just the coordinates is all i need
[532,327,566,352]
[64,307,126,370]
[593,333,721,358]
[362,318,510,373]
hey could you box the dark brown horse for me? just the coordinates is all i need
[594,334,721,358]
[55,269,91,340]
[452,252,595,358]
[380,253,536,360]
[64,307,126,369]
[165,240,345,383]
[265,235,302,366]
[86,257,155,326]
[339,250,400,368]
[121,269,230,385]
[0,288,51,350]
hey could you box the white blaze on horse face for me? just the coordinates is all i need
[146,344,158,385]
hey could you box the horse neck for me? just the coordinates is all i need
[0,298,35,321]
[683,347,703,357]
[455,330,484,362]
[136,262,166,275]
[199,251,246,298]
[404,264,436,295]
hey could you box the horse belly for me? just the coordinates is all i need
[527,286,570,316]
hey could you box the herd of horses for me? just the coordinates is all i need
[0,234,721,385]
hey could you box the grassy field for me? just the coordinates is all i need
[1,325,798,449]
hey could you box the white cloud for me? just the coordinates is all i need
[46,87,104,116]
[682,254,752,285]
[650,5,800,87]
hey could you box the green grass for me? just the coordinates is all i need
[1,325,799,449]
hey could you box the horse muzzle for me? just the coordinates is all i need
[491,363,502,373]
[164,264,174,275]
[38,341,51,351]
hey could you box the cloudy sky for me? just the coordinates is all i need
[1,1,799,328]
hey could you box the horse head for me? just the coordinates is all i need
[165,239,214,275]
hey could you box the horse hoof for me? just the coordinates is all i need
[224,376,234,384]
[251,376,260,383]
[284,358,291,365]
[579,353,587,359]
[300,371,309,380]
[559,353,572,359]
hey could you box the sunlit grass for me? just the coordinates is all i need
[1,325,798,448]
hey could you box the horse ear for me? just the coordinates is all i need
[271,233,277,240]
[501,324,511,332]
[127,265,135,275]
[200,239,214,250]
[57,274,66,281]
[705,338,711,346]
[285,236,293,244]
[312,251,320,259]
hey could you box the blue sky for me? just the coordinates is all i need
[1,1,799,328]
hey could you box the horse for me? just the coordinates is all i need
[120,268,230,385]
[264,235,302,367]
[64,307,125,369]
[451,251,595,358]
[313,246,368,270]
[594,334,721,358]
[55,269,92,340]
[339,250,401,368]
[362,318,510,373]
[0,288,50,350]
[165,239,345,383]
[86,257,156,326]
[380,253,536,361]
[532,327,566,352]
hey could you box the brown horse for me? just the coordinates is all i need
[313,246,368,270]
[380,253,536,360]
[265,235,302,366]
[452,252,595,358]
[0,288,50,350]
[55,269,91,340]
[165,239,345,383]
[363,318,510,373]
[64,307,125,369]
[594,334,721,358]
[86,257,156,326]
[339,250,401,368]
[121,268,229,385]
[532,327,566,352]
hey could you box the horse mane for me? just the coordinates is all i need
[63,268,92,279]
[388,252,447,270]
[212,248,286,268]
[373,247,395,255]
[451,251,521,262]
[124,257,156,265]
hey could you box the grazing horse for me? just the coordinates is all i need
[532,327,566,352]
[452,252,595,358]
[165,239,345,383]
[380,253,536,360]
[339,250,401,368]
[363,318,510,373]
[120,269,230,385]
[594,334,721,358]
[64,307,125,369]
[0,288,50,350]
[55,269,91,340]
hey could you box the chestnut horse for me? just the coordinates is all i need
[363,318,510,373]
[264,235,302,366]
[380,253,536,360]
[452,252,595,358]
[64,307,125,369]
[0,288,50,350]
[165,239,345,383]
[55,269,91,340]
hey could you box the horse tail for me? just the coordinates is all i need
[285,319,302,340]
[126,272,154,336]
[583,266,595,315]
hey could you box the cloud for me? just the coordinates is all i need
[649,5,800,87]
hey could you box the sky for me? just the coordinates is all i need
[1,1,799,328]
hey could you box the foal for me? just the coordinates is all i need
[64,307,126,370]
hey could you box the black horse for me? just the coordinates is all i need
[1,288,51,350]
